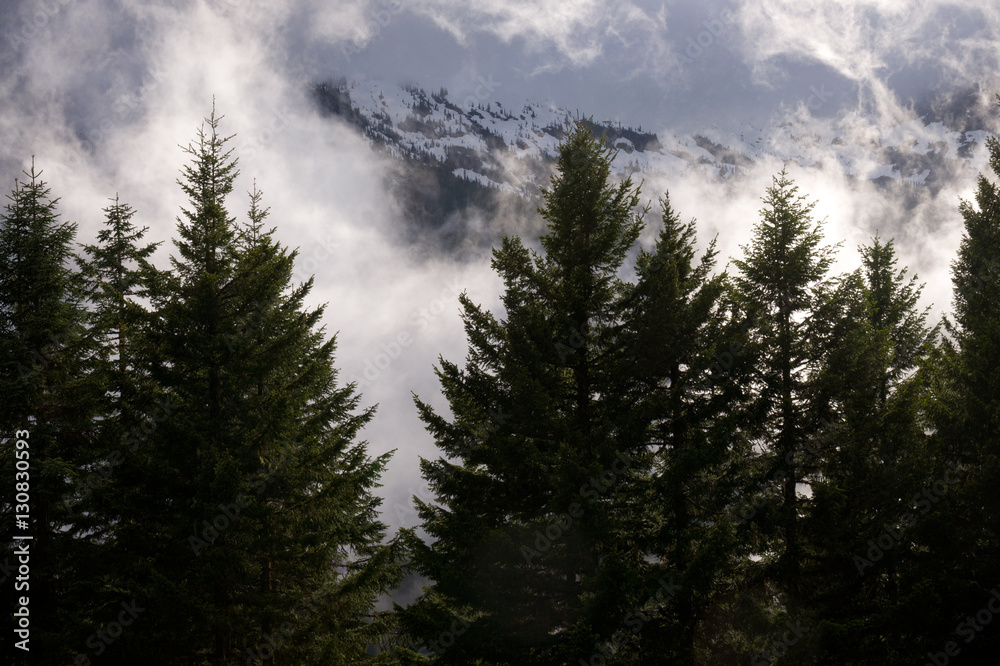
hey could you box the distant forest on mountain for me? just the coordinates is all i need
[2,107,999,665]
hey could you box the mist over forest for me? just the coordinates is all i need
[2,1,1000,664]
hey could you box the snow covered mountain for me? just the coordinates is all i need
[310,78,993,248]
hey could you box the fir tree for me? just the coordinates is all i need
[71,194,160,517]
[406,119,651,665]
[52,195,166,662]
[105,109,402,664]
[802,237,938,662]
[617,195,747,662]
[80,195,160,402]
[915,125,1000,663]
[0,162,100,663]
[729,169,838,654]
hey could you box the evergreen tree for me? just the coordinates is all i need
[104,109,402,664]
[70,195,160,524]
[0,162,100,664]
[802,237,937,662]
[915,126,1000,663]
[617,195,747,663]
[946,130,1000,589]
[80,195,160,410]
[405,120,651,665]
[52,195,166,662]
[224,183,405,664]
[729,169,838,656]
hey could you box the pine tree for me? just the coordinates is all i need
[405,120,651,665]
[802,237,937,662]
[616,195,747,662]
[104,109,402,664]
[82,197,155,357]
[222,183,405,664]
[71,195,160,521]
[80,195,159,404]
[914,126,1000,663]
[729,169,838,652]
[48,195,166,662]
[947,130,1000,585]
[0,162,100,663]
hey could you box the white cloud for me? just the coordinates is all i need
[729,0,1000,124]
[0,0,497,533]
[1,0,996,543]
[406,0,683,79]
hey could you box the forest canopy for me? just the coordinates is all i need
[1,110,999,665]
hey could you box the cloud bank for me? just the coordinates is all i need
[1,0,997,543]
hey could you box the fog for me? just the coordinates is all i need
[1,0,997,539]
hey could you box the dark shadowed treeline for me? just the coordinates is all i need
[1,110,998,665]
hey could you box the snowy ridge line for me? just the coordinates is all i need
[315,78,991,195]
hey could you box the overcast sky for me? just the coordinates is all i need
[2,0,999,539]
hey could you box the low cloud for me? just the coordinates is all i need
[1,0,996,540]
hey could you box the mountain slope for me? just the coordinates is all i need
[311,79,992,249]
